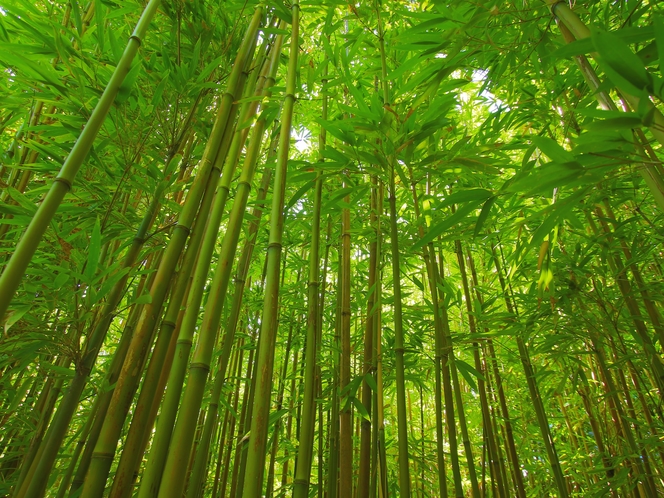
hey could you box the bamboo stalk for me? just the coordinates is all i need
[292,51,327,498]
[0,0,163,320]
[78,10,262,495]
[240,1,299,493]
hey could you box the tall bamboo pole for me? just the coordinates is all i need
[135,52,272,498]
[292,49,327,498]
[492,244,570,498]
[0,0,162,320]
[374,1,411,492]
[240,1,299,493]
[183,140,279,498]
[408,171,456,498]
[157,31,283,498]
[78,10,263,496]
[328,255,342,498]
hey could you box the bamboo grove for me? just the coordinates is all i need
[2,0,664,496]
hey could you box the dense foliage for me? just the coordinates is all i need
[1,0,664,497]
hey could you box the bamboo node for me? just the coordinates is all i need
[189,362,211,374]
[54,176,73,191]
[547,1,566,15]
[175,223,192,235]
[128,34,143,46]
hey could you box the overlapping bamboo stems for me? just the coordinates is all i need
[577,366,621,490]
[327,251,341,498]
[77,10,263,496]
[622,353,664,471]
[339,179,353,497]
[156,31,283,498]
[240,0,300,493]
[491,244,570,498]
[608,339,661,494]
[135,54,272,498]
[443,308,480,498]
[376,4,410,493]
[228,333,257,498]
[53,393,99,498]
[408,173,460,498]
[584,209,664,396]
[600,201,664,352]
[292,52,327,498]
[12,354,71,494]
[316,220,332,498]
[466,248,526,498]
[97,152,221,497]
[280,328,301,491]
[607,230,664,351]
[111,35,271,498]
[588,331,656,497]
[15,92,198,498]
[231,308,263,498]
[222,162,271,491]
[454,240,505,497]
[186,339,241,498]
[587,352,637,495]
[356,174,376,498]
[266,319,295,498]
[373,183,389,498]
[547,6,664,212]
[0,0,163,320]
[211,341,246,498]
[182,136,281,498]
[69,249,162,496]
[583,214,661,494]
[484,363,511,495]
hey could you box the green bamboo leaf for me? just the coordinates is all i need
[95,0,105,52]
[585,116,642,131]
[5,188,37,216]
[134,293,153,305]
[531,136,574,163]
[441,188,493,208]
[108,27,122,64]
[592,29,650,95]
[473,195,496,238]
[4,305,30,334]
[42,362,75,378]
[455,359,484,391]
[364,373,378,392]
[287,179,315,210]
[84,218,101,283]
[189,38,202,79]
[151,72,169,107]
[71,0,83,35]
[351,396,371,422]
[656,16,664,71]
[413,200,482,250]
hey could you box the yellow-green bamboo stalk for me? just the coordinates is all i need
[549,3,664,211]
[0,0,162,321]
[135,42,272,498]
[109,36,270,498]
[240,1,300,493]
[78,10,263,496]
[156,32,283,498]
[292,55,327,498]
